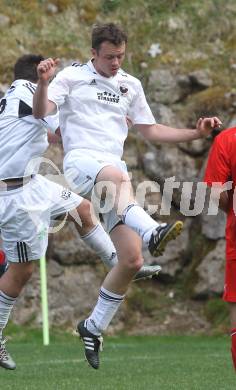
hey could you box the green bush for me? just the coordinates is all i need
[204,298,229,329]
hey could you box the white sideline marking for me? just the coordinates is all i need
[19,355,160,367]
[20,358,85,366]
[18,353,223,367]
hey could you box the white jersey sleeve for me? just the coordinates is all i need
[14,81,59,131]
[127,81,156,125]
[48,68,71,108]
[0,79,59,179]
[42,113,59,133]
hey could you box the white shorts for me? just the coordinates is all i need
[0,174,83,263]
[64,150,128,232]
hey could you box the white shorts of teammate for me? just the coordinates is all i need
[0,174,83,263]
[64,150,128,233]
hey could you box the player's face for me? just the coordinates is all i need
[92,41,126,77]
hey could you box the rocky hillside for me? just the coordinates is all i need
[1,0,236,334]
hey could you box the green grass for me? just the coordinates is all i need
[1,329,235,390]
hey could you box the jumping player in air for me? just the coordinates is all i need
[33,23,221,369]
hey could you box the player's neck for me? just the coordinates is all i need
[92,59,113,79]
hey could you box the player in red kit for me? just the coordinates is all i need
[204,127,236,371]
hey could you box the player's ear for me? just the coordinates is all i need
[91,48,97,58]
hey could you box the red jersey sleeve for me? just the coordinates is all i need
[204,135,230,185]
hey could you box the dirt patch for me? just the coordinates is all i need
[122,281,228,336]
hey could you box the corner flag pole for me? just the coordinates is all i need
[40,256,49,346]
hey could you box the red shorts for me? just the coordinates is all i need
[223,259,236,302]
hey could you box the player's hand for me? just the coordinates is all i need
[196,116,222,138]
[126,116,133,129]
[37,57,60,82]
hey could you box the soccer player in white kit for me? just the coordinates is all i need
[0,54,102,370]
[0,54,149,370]
[33,23,222,369]
[0,54,162,371]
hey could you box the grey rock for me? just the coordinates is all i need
[167,16,186,31]
[0,83,9,97]
[201,211,226,240]
[148,69,212,105]
[148,69,183,104]
[176,75,192,89]
[178,138,211,157]
[46,3,58,14]
[142,144,198,209]
[142,145,197,183]
[142,220,190,279]
[227,115,236,128]
[150,103,184,127]
[189,70,213,89]
[12,263,125,334]
[48,259,64,277]
[0,14,10,28]
[40,144,64,175]
[52,222,99,265]
[194,239,225,297]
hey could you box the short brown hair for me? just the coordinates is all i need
[14,54,44,82]
[92,23,127,51]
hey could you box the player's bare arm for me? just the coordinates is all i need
[47,128,62,144]
[218,191,230,213]
[209,184,231,213]
[33,58,59,118]
[135,116,222,143]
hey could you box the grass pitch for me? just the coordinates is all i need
[0,329,235,390]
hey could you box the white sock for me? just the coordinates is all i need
[0,290,16,341]
[85,286,125,335]
[81,225,118,269]
[122,204,159,244]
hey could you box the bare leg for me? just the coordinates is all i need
[96,166,135,214]
[229,303,236,371]
[68,199,96,236]
[229,303,236,328]
[0,262,35,370]
[102,224,143,294]
[0,262,35,297]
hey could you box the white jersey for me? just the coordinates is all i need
[0,79,59,180]
[48,60,155,159]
